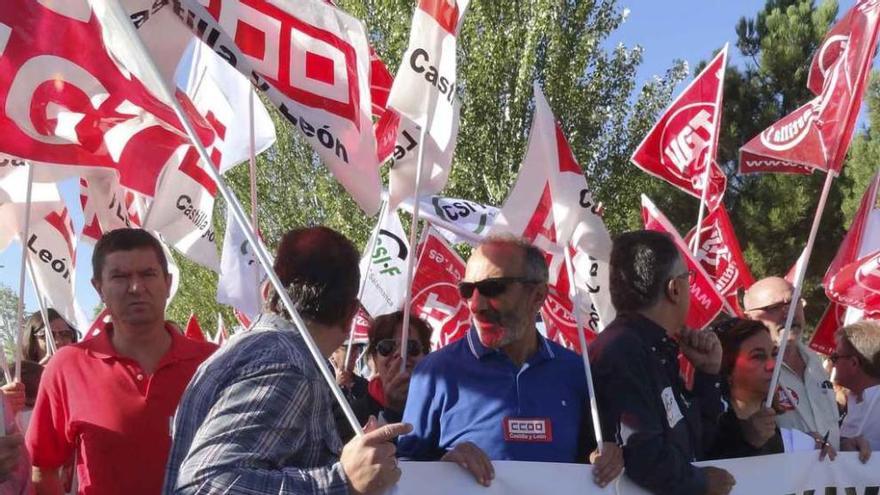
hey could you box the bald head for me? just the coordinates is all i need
[743,276,805,342]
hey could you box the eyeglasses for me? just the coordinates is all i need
[457,276,540,299]
[829,352,857,364]
[34,329,76,340]
[375,339,425,358]
[745,297,805,314]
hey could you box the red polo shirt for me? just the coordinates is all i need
[26,323,216,495]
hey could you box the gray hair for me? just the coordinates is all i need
[837,320,880,379]
[479,234,549,283]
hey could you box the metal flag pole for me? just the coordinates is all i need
[93,0,364,434]
[563,249,604,451]
[26,258,57,356]
[14,163,35,383]
[398,124,429,373]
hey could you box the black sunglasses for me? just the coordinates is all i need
[375,339,425,358]
[457,276,539,299]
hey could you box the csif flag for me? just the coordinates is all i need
[641,195,727,329]
[631,46,728,209]
[358,206,410,318]
[216,208,268,321]
[740,1,880,175]
[399,194,499,246]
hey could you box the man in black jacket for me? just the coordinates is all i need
[589,230,734,495]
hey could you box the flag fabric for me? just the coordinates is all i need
[399,194,499,246]
[384,0,470,209]
[740,1,880,175]
[358,207,410,318]
[785,247,809,284]
[491,85,615,350]
[410,228,470,349]
[217,208,267,320]
[631,47,728,209]
[169,0,383,215]
[685,204,754,316]
[348,306,372,345]
[0,164,64,251]
[22,206,80,326]
[233,308,252,330]
[824,171,880,285]
[184,313,206,342]
[215,313,229,345]
[826,250,880,315]
[808,302,848,356]
[0,0,214,197]
[84,308,112,340]
[641,195,727,329]
[78,173,144,244]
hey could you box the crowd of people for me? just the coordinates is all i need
[0,226,875,495]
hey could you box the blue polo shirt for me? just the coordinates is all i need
[397,327,595,463]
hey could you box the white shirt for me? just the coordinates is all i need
[841,384,880,450]
[775,343,841,449]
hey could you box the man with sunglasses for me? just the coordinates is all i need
[589,231,734,495]
[397,236,623,488]
[743,276,840,450]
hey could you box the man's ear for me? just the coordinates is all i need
[665,277,680,304]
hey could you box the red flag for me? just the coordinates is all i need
[824,171,880,286]
[0,1,214,197]
[809,302,848,355]
[740,2,880,174]
[684,205,754,310]
[785,247,809,284]
[641,195,727,329]
[233,308,252,330]
[349,306,372,344]
[410,229,471,350]
[185,313,206,342]
[631,47,728,208]
[826,250,880,315]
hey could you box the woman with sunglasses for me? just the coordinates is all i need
[708,318,830,459]
[21,309,78,364]
[338,311,432,441]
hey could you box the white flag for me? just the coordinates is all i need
[359,207,410,318]
[385,0,470,209]
[22,206,80,326]
[217,208,267,319]
[0,164,64,251]
[399,194,498,246]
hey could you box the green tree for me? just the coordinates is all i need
[840,71,880,223]
[0,285,22,357]
[167,0,688,326]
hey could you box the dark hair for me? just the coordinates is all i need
[836,321,880,379]
[20,360,44,407]
[712,318,771,378]
[22,309,77,362]
[92,228,168,279]
[366,311,433,356]
[266,226,360,327]
[609,230,681,313]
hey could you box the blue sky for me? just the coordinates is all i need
[0,0,864,323]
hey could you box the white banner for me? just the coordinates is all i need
[217,208,267,319]
[24,206,80,326]
[391,452,879,494]
[359,207,410,318]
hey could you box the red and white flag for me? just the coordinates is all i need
[784,247,809,284]
[348,306,372,345]
[84,308,112,340]
[0,0,213,197]
[79,173,143,244]
[22,206,81,326]
[808,302,848,355]
[359,207,410,318]
[385,0,470,209]
[173,0,383,214]
[631,47,728,209]
[642,195,727,329]
[740,1,880,175]
[685,205,754,316]
[491,85,615,349]
[0,163,64,251]
[410,228,470,349]
[215,313,229,345]
[184,313,206,342]
[826,250,880,316]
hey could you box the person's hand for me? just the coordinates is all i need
[678,329,723,375]
[441,441,494,487]
[341,417,412,495]
[0,433,23,483]
[0,382,25,414]
[740,407,776,448]
[335,368,355,390]
[383,356,412,413]
[588,442,623,487]
[701,466,735,495]
[809,432,837,462]
[841,435,871,463]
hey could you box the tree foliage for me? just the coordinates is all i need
[167,0,687,325]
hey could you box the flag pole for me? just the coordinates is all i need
[398,124,429,373]
[563,249,604,451]
[93,0,364,435]
[26,258,57,357]
[692,154,712,256]
[345,198,388,367]
[14,163,35,383]
[765,171,835,407]
[0,317,12,383]
[247,89,262,316]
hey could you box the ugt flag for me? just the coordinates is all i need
[641,195,726,329]
[631,46,728,209]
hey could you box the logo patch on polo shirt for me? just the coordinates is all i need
[503,417,553,442]
[661,387,683,429]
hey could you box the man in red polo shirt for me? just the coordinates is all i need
[26,228,216,495]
